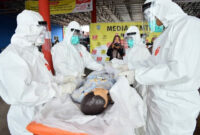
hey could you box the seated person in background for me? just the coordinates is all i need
[107,35,125,60]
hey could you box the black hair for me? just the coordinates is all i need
[112,35,121,45]
[81,91,106,115]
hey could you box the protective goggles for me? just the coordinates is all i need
[142,2,153,12]
[35,21,49,46]
[71,28,81,36]
[142,2,164,32]
[38,21,47,26]
[37,21,48,33]
[142,2,156,21]
[125,36,134,41]
[127,32,136,36]
[71,28,80,33]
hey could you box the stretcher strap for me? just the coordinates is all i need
[27,121,88,135]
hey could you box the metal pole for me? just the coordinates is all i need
[39,0,55,74]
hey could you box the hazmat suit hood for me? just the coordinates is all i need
[63,21,81,45]
[11,10,46,47]
[51,20,103,77]
[124,26,142,45]
[144,0,187,27]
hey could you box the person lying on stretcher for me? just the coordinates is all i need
[71,71,115,115]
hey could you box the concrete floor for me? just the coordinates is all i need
[0,97,10,135]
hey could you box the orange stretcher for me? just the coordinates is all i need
[27,121,88,135]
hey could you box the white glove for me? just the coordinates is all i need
[118,70,135,84]
[96,64,104,71]
[80,73,86,77]
[111,59,129,72]
[63,76,76,83]
[59,82,76,95]
[54,75,76,84]
[111,58,125,69]
[119,64,129,72]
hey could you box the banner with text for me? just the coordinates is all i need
[25,0,93,15]
[90,22,161,63]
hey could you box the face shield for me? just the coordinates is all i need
[35,21,48,47]
[124,32,136,48]
[142,2,164,33]
[70,28,81,45]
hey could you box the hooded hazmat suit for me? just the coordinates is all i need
[123,26,151,100]
[0,10,61,135]
[124,26,151,135]
[51,21,103,78]
[111,26,150,79]
[124,26,151,69]
[135,0,200,134]
[112,26,151,85]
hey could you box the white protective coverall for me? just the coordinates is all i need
[135,0,200,134]
[0,10,60,135]
[124,26,151,69]
[124,26,151,96]
[124,26,151,135]
[112,26,151,95]
[51,21,103,78]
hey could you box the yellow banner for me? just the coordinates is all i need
[25,0,92,15]
[90,22,161,63]
[90,22,160,51]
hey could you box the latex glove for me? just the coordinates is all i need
[118,70,135,84]
[119,64,129,72]
[81,73,86,77]
[96,64,104,71]
[54,75,76,84]
[111,58,124,69]
[60,82,76,95]
[99,65,105,71]
[63,75,76,83]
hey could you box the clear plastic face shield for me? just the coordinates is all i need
[142,2,164,33]
[125,32,136,48]
[70,28,81,45]
[35,21,48,47]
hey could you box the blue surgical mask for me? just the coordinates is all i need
[148,20,164,33]
[127,39,134,48]
[71,35,80,45]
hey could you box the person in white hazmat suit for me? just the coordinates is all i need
[121,0,200,134]
[123,26,151,68]
[112,26,151,86]
[119,26,151,135]
[0,10,74,135]
[123,26,151,86]
[51,21,103,83]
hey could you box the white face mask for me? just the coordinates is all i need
[34,26,47,46]
[35,32,45,46]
